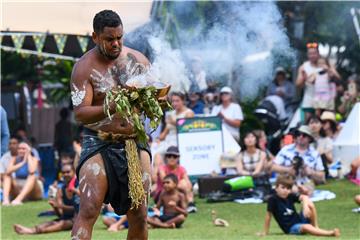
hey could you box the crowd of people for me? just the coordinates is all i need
[1,19,360,238]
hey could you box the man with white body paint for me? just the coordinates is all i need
[70,10,152,240]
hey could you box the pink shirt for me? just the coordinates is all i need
[155,165,186,196]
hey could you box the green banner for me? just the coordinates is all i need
[54,34,67,54]
[12,34,25,52]
[33,34,46,53]
[77,36,89,53]
[176,116,222,134]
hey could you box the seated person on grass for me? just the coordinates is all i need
[153,146,196,213]
[14,163,78,235]
[258,174,340,237]
[148,174,187,228]
[2,141,43,206]
[102,204,128,232]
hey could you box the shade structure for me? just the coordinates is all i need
[2,1,153,36]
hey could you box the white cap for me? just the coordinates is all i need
[220,86,232,94]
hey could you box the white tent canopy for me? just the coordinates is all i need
[2,1,152,35]
[333,102,360,174]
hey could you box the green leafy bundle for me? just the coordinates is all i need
[104,86,171,144]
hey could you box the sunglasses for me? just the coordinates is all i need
[306,42,318,49]
[296,132,310,138]
[166,154,179,159]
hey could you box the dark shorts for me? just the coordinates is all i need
[76,128,151,215]
[157,213,183,228]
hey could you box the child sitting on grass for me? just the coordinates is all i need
[258,174,340,237]
[147,174,187,228]
[102,204,128,232]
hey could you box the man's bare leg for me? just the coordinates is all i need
[300,224,340,237]
[103,217,116,228]
[36,220,73,234]
[71,154,108,240]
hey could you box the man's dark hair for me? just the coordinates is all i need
[93,10,123,33]
[10,135,21,142]
[275,174,294,189]
[164,173,178,185]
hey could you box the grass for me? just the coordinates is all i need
[1,179,360,240]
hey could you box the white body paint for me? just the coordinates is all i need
[87,163,101,176]
[71,83,86,106]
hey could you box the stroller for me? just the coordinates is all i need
[254,95,298,154]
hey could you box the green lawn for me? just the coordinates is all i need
[1,180,359,240]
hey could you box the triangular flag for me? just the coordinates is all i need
[77,36,89,53]
[12,34,25,52]
[33,34,46,53]
[54,34,67,54]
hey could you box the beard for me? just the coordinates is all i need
[98,44,120,60]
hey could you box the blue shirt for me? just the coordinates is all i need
[1,106,10,156]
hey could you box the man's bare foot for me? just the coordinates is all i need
[333,228,340,237]
[2,200,10,206]
[13,224,35,234]
[11,200,23,206]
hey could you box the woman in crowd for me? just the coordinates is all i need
[236,131,267,176]
[266,67,295,107]
[152,92,194,190]
[2,141,43,206]
[308,116,333,178]
[320,111,339,140]
[211,86,243,142]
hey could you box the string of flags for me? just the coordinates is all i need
[0,32,90,55]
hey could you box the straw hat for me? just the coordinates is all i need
[296,125,314,142]
[320,111,336,123]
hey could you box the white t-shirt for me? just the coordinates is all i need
[0,151,12,174]
[211,103,244,141]
[301,61,322,108]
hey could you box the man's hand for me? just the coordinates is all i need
[217,112,225,119]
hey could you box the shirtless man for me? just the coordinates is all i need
[70,10,152,239]
[147,173,187,228]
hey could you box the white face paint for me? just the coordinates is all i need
[90,68,116,93]
[71,82,86,106]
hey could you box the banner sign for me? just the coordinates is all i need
[177,116,223,175]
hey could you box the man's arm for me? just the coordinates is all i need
[306,168,325,184]
[271,163,295,176]
[71,62,115,124]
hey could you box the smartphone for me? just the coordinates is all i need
[318,69,327,75]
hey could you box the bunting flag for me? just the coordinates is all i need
[77,36,89,53]
[33,34,46,53]
[11,34,25,52]
[54,34,67,54]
